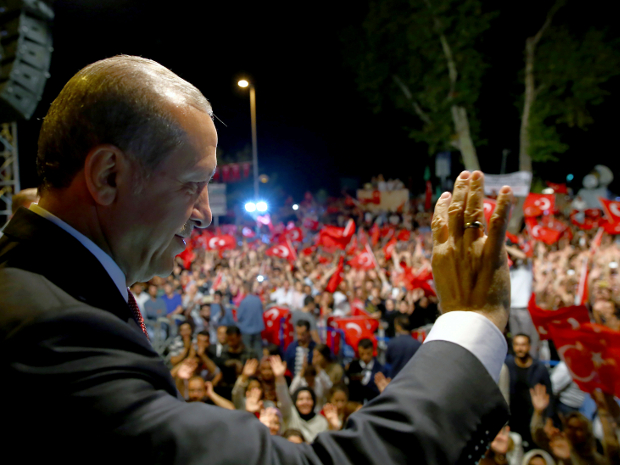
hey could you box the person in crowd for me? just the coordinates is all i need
[236,281,265,356]
[0,53,513,465]
[312,343,344,386]
[509,259,537,357]
[194,330,221,384]
[162,282,184,319]
[385,314,421,378]
[479,426,524,465]
[324,385,349,430]
[284,320,317,378]
[259,407,283,436]
[192,300,211,333]
[283,429,306,444]
[144,283,167,324]
[169,321,196,366]
[530,385,619,465]
[272,355,330,442]
[210,290,235,339]
[216,325,257,399]
[271,279,294,306]
[345,338,387,404]
[521,450,556,465]
[232,358,276,410]
[187,375,235,410]
[505,334,553,450]
[291,296,321,344]
[129,282,149,313]
[212,325,228,358]
[289,356,333,412]
[550,361,585,415]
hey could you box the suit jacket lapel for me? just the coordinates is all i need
[1,208,134,325]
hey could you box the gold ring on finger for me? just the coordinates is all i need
[464,221,483,229]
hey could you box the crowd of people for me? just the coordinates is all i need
[120,179,620,464]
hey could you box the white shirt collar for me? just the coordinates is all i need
[29,204,129,302]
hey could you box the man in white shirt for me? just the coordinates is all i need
[270,279,295,307]
[1,54,513,464]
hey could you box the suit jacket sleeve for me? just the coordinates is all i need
[2,269,508,465]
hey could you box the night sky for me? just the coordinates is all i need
[12,0,620,204]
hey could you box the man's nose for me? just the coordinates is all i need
[191,187,212,228]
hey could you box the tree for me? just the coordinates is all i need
[343,0,495,170]
[519,1,620,170]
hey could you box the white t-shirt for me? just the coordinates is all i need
[510,264,532,308]
[270,287,294,307]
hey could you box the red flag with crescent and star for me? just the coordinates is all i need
[348,245,376,270]
[549,322,620,397]
[261,307,294,350]
[527,294,591,341]
[331,316,380,356]
[523,193,555,217]
[326,256,345,293]
[265,239,297,264]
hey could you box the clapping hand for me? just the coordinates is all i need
[245,387,264,413]
[431,171,513,331]
[374,372,391,393]
[177,357,198,380]
[529,384,550,414]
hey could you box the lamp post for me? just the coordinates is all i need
[238,79,259,201]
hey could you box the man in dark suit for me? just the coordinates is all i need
[345,338,388,403]
[0,55,514,464]
[386,314,422,378]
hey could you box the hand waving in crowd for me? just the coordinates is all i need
[432,171,513,330]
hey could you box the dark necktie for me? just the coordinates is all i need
[127,291,149,340]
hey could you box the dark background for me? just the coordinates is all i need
[12,0,620,204]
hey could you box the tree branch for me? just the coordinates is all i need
[423,0,458,100]
[392,74,432,125]
[532,0,565,46]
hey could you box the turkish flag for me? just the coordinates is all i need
[242,227,256,238]
[194,230,213,250]
[546,181,568,194]
[483,198,496,226]
[523,193,555,217]
[370,224,380,246]
[265,239,297,264]
[570,211,599,230]
[383,237,397,261]
[317,255,331,264]
[331,316,380,356]
[350,298,372,317]
[526,217,561,245]
[257,214,273,232]
[600,197,620,224]
[401,266,436,296]
[397,229,411,242]
[348,246,376,270]
[603,219,620,235]
[380,225,396,239]
[230,163,241,182]
[221,165,231,183]
[506,231,519,244]
[549,322,620,397]
[207,234,236,251]
[302,218,320,231]
[528,294,591,340]
[318,220,355,250]
[241,161,251,179]
[521,240,534,258]
[302,246,316,256]
[284,226,304,242]
[262,307,294,351]
[326,256,345,293]
[345,234,359,256]
[177,244,196,270]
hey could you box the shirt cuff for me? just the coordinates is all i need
[424,311,507,383]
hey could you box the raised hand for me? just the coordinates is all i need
[323,403,342,430]
[242,358,259,379]
[245,387,264,413]
[269,355,287,379]
[549,432,571,459]
[374,372,391,393]
[259,407,277,429]
[205,381,214,397]
[176,357,198,380]
[431,171,513,331]
[490,426,510,455]
[530,384,550,413]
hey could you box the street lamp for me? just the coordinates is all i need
[238,79,259,202]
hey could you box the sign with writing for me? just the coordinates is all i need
[483,171,532,197]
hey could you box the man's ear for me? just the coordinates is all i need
[83,145,127,206]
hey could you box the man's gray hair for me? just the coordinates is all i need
[37,55,213,192]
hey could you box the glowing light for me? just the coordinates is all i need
[257,275,264,282]
[238,79,249,88]
[256,201,268,212]
[567,174,574,182]
[292,204,299,211]
[245,202,256,213]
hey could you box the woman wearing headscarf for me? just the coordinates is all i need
[271,355,328,443]
[521,449,556,465]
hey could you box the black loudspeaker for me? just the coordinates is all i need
[0,0,53,122]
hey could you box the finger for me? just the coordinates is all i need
[448,171,471,240]
[486,186,513,259]
[463,171,485,239]
[431,192,451,246]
